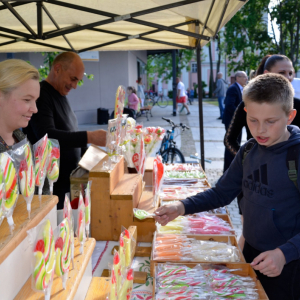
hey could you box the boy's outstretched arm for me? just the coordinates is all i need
[251,248,286,277]
[154,202,185,226]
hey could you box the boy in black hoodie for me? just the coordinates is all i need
[155,73,300,300]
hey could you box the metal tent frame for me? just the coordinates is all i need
[0,0,248,169]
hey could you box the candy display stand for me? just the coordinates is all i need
[0,195,58,300]
[150,234,245,276]
[144,157,154,186]
[90,156,156,242]
[15,237,96,300]
[152,262,269,300]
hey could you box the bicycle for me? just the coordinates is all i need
[147,93,169,108]
[157,117,190,163]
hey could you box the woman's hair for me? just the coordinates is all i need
[127,86,137,94]
[249,70,256,80]
[0,59,39,95]
[256,54,292,76]
[137,77,142,84]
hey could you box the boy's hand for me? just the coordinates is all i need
[251,248,286,277]
[154,202,185,226]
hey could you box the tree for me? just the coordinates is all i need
[269,0,300,70]
[145,50,196,87]
[38,52,94,86]
[224,0,275,74]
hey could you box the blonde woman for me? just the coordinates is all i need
[0,59,40,153]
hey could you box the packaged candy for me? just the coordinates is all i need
[33,134,49,198]
[153,155,164,207]
[143,126,165,157]
[121,226,136,268]
[0,166,5,226]
[76,192,86,254]
[29,220,56,300]
[0,151,18,233]
[46,139,60,195]
[164,170,206,179]
[133,208,155,220]
[12,139,35,218]
[106,118,119,168]
[164,163,203,172]
[118,268,133,300]
[112,250,122,292]
[63,193,75,269]
[55,218,72,289]
[114,85,126,119]
[84,181,92,239]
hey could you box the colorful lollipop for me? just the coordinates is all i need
[119,268,134,300]
[34,134,49,198]
[55,218,71,289]
[0,152,18,233]
[110,269,117,300]
[113,250,121,291]
[84,181,91,239]
[46,139,60,195]
[76,192,86,254]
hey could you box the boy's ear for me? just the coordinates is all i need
[287,109,297,124]
[263,70,269,74]
[244,107,247,113]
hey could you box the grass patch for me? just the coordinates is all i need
[203,99,219,107]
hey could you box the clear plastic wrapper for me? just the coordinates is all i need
[164,163,203,172]
[210,286,258,299]
[0,151,18,233]
[118,114,128,154]
[164,170,206,179]
[131,126,146,175]
[143,126,165,157]
[12,139,35,218]
[33,134,49,198]
[156,213,234,235]
[76,192,86,254]
[112,249,122,292]
[153,155,164,207]
[159,186,204,201]
[85,181,92,239]
[133,208,155,220]
[46,139,60,195]
[118,268,134,300]
[106,118,119,167]
[63,193,75,269]
[114,85,126,119]
[0,166,5,226]
[55,218,72,289]
[121,226,136,268]
[109,264,118,300]
[162,178,210,188]
[29,220,56,300]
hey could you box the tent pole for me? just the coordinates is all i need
[172,50,177,116]
[196,45,205,171]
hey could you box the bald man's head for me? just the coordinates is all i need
[47,52,85,96]
[235,71,248,86]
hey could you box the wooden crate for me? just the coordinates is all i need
[150,233,245,276]
[152,262,269,300]
[15,238,96,300]
[85,277,110,300]
[90,158,156,242]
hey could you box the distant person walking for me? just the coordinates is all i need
[137,77,145,108]
[213,72,227,119]
[222,71,248,172]
[176,77,190,115]
[127,86,139,112]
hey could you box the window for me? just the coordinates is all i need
[191,63,197,73]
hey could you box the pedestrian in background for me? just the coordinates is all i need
[222,71,248,172]
[137,77,145,108]
[127,86,139,113]
[213,72,227,120]
[176,77,190,115]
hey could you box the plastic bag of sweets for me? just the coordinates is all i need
[76,192,86,254]
[84,181,92,239]
[114,85,126,119]
[33,134,49,199]
[0,151,19,234]
[46,139,60,195]
[118,268,133,300]
[12,139,35,219]
[120,226,136,268]
[63,193,75,269]
[105,118,119,168]
[29,219,56,300]
[0,166,5,226]
[118,114,128,151]
[55,218,72,289]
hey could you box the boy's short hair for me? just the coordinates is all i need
[243,73,294,115]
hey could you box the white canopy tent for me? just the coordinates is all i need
[0,0,249,167]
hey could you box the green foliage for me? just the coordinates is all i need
[224,0,274,73]
[224,0,300,73]
[37,52,95,84]
[145,50,196,87]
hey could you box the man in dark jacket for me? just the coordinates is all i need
[222,71,248,172]
[24,52,106,209]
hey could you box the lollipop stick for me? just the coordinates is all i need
[80,243,84,254]
[27,203,31,219]
[49,183,53,196]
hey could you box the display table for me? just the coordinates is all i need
[15,237,96,300]
[0,195,58,300]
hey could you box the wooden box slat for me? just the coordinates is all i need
[15,238,96,300]
[0,195,58,265]
[85,277,110,300]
